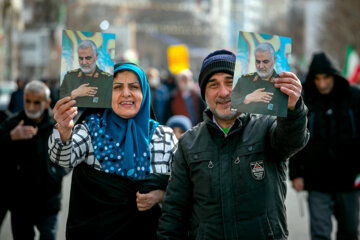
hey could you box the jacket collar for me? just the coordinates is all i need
[203,108,249,135]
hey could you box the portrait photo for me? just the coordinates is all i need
[231,31,292,117]
[60,30,115,108]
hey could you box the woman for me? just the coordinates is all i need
[48,63,177,239]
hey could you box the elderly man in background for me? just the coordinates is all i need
[164,68,206,126]
[0,80,69,240]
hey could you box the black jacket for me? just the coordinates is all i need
[66,163,168,240]
[158,99,309,240]
[289,52,360,192]
[0,109,69,218]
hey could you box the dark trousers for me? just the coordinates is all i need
[0,195,10,228]
[308,190,359,240]
[0,208,8,227]
[11,211,58,240]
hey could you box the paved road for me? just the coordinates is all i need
[0,170,343,240]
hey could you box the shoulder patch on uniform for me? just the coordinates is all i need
[101,71,112,76]
[242,72,256,77]
[68,68,79,73]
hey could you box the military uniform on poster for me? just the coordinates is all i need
[231,70,288,117]
[60,66,113,108]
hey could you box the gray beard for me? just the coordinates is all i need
[25,108,43,120]
[80,62,96,74]
[257,66,274,79]
[211,108,239,121]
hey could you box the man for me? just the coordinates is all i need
[157,49,309,239]
[164,68,206,126]
[60,39,113,108]
[231,42,288,117]
[0,80,69,239]
[8,78,25,113]
[289,52,360,240]
[0,108,11,226]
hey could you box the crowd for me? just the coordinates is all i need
[0,47,359,240]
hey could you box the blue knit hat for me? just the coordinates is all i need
[198,49,236,100]
[166,115,192,132]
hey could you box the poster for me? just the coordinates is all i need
[231,31,291,117]
[60,30,115,108]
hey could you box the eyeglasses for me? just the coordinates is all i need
[79,56,93,61]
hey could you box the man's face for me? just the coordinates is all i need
[78,47,97,74]
[146,69,160,88]
[177,74,192,92]
[314,73,335,95]
[24,90,49,121]
[255,50,275,78]
[205,72,238,122]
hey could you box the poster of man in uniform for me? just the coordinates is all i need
[231,31,291,117]
[60,30,115,108]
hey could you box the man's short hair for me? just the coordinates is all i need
[255,42,275,59]
[77,40,97,56]
[25,80,50,100]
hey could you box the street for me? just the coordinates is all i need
[0,170,341,240]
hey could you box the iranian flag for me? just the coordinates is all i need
[343,45,360,85]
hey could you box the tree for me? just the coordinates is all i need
[318,0,360,69]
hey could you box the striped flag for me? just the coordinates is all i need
[355,173,360,189]
[343,45,360,85]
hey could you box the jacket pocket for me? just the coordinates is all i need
[188,151,219,201]
[232,141,268,194]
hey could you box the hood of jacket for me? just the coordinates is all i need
[304,52,349,100]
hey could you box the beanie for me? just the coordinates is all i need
[198,49,236,100]
[166,115,192,132]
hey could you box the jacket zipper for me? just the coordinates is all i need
[208,160,214,197]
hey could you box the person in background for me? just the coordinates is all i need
[0,108,11,226]
[157,49,309,239]
[161,70,177,96]
[0,80,69,240]
[289,52,360,240]
[42,78,60,109]
[8,78,25,113]
[0,109,11,123]
[146,67,169,124]
[164,68,206,126]
[49,63,177,239]
[166,115,192,139]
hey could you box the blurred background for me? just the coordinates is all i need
[0,0,359,109]
[0,0,359,239]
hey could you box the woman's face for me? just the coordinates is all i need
[112,70,143,119]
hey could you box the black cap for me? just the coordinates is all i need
[198,49,236,100]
